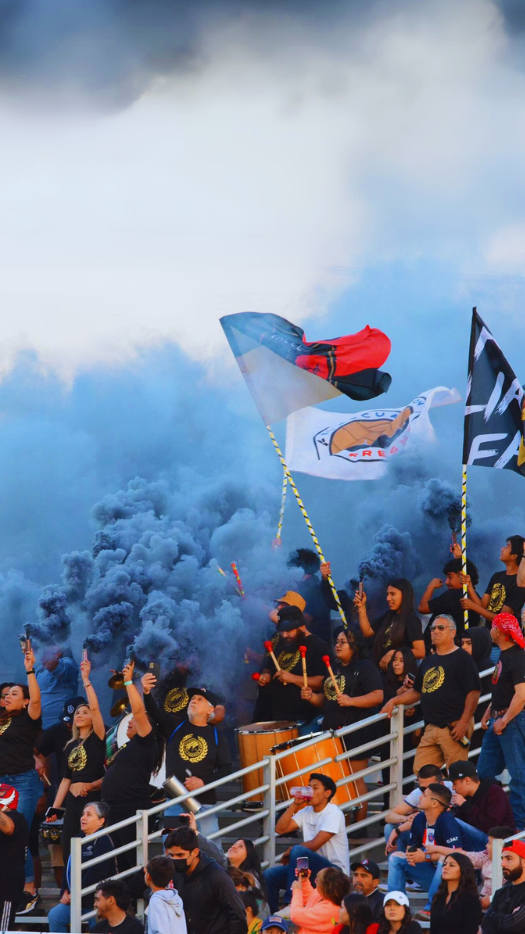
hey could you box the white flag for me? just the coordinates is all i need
[285,387,461,481]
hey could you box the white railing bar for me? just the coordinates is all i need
[274,757,333,785]
[208,811,271,840]
[335,732,397,761]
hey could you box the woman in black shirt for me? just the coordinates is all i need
[0,645,42,901]
[51,657,105,864]
[354,579,425,670]
[301,627,384,822]
[430,852,482,934]
[383,649,420,776]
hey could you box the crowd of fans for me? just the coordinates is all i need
[0,534,524,932]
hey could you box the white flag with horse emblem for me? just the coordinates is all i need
[285,387,460,481]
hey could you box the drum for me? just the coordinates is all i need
[272,732,359,807]
[237,721,299,802]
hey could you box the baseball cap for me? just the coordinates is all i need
[492,612,525,649]
[351,858,380,879]
[448,760,478,782]
[186,686,220,707]
[503,839,525,859]
[62,696,87,723]
[383,891,409,908]
[276,605,305,632]
[274,591,306,613]
[261,917,288,932]
[0,784,19,810]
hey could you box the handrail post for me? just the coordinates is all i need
[491,837,504,895]
[134,810,149,920]
[263,755,276,867]
[70,835,82,933]
[389,707,404,808]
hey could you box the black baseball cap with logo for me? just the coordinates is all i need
[62,696,86,723]
[186,686,220,707]
[448,759,478,782]
[350,858,380,879]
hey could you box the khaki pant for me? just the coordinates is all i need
[413,721,473,772]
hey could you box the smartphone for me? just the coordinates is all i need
[406,845,418,853]
[296,856,309,873]
[45,807,65,820]
[148,661,161,681]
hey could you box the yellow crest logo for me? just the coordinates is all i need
[277,649,300,672]
[487,583,506,614]
[422,666,445,694]
[324,674,345,701]
[68,743,87,772]
[164,687,189,714]
[0,718,12,736]
[179,733,208,764]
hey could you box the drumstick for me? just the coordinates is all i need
[251,672,261,682]
[264,640,281,672]
[299,644,307,687]
[322,655,341,696]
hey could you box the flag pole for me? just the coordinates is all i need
[265,425,348,628]
[273,471,288,548]
[460,462,469,630]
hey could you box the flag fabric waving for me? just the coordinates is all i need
[220,312,391,424]
[285,386,460,481]
[463,310,525,477]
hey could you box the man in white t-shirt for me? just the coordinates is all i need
[263,772,350,912]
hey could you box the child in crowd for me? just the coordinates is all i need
[241,890,263,933]
[144,856,187,934]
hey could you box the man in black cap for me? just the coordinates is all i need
[351,858,383,920]
[449,759,515,849]
[155,686,231,837]
[258,606,327,729]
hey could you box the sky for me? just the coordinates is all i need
[1,0,524,685]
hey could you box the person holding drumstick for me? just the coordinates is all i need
[300,628,383,823]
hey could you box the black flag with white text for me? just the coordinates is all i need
[463,309,525,477]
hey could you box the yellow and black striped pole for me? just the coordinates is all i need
[273,471,288,546]
[266,425,348,628]
[461,463,469,630]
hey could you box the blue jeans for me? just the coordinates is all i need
[48,902,97,932]
[477,712,525,830]
[0,769,42,884]
[263,845,334,912]
[387,852,439,910]
[164,801,220,839]
[384,823,411,851]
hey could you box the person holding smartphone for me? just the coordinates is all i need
[101,661,163,871]
[290,865,350,934]
[50,655,105,865]
[0,640,42,913]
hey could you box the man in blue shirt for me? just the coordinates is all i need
[387,783,462,912]
[36,647,79,729]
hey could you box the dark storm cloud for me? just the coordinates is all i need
[0,0,383,106]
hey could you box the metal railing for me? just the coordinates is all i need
[68,664,507,931]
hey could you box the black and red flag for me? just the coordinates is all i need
[220,312,392,424]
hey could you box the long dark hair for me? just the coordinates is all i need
[237,839,267,899]
[377,902,415,934]
[384,647,418,693]
[432,852,479,907]
[373,578,416,662]
[342,893,373,934]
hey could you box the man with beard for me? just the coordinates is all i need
[256,606,327,730]
[164,825,247,934]
[482,838,525,933]
[351,859,383,920]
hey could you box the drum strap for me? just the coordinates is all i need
[168,721,219,747]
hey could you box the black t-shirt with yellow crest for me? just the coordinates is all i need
[322,658,383,731]
[0,708,41,774]
[485,571,525,618]
[62,732,106,783]
[264,633,327,722]
[165,720,232,804]
[413,649,480,727]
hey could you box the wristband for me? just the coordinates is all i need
[83,682,92,688]
[26,669,36,675]
[124,680,133,686]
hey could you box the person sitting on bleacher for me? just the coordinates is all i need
[448,759,515,849]
[387,784,462,916]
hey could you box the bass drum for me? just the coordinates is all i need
[272,732,359,807]
[105,713,133,766]
[237,721,299,803]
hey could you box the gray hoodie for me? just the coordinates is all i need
[147,888,187,934]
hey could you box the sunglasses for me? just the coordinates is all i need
[430,624,449,631]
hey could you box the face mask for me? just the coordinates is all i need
[171,857,189,874]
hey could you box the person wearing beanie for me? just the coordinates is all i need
[477,612,525,830]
